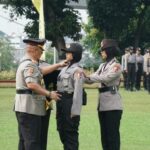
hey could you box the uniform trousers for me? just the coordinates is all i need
[41,109,51,150]
[98,110,122,150]
[146,74,150,93]
[122,71,128,90]
[143,72,147,90]
[135,63,143,90]
[56,93,80,150]
[16,112,42,150]
[127,63,136,91]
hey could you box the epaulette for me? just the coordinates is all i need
[20,59,32,64]
[39,59,47,63]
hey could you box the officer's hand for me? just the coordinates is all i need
[59,59,69,67]
[50,91,61,101]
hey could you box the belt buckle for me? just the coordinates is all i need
[67,91,73,94]
[110,86,116,94]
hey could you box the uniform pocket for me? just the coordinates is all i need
[62,74,70,87]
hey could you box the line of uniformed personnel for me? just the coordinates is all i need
[121,46,150,93]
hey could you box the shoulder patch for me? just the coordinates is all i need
[74,69,83,79]
[27,67,34,76]
[113,64,121,72]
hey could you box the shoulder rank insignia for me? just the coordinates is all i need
[27,67,34,76]
[113,64,120,72]
[74,70,83,79]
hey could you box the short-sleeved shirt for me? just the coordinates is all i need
[14,56,46,116]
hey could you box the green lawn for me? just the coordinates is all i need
[0,88,150,150]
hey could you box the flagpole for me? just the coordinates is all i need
[32,0,46,60]
[39,0,46,60]
[39,0,45,39]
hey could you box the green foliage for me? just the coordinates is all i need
[4,0,81,46]
[45,50,54,65]
[0,70,16,80]
[88,0,135,38]
[82,18,103,55]
[88,0,150,48]
[80,51,101,70]
[0,38,16,71]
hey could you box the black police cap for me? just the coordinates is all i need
[23,38,46,45]
[61,43,83,54]
[100,39,118,50]
[98,39,120,57]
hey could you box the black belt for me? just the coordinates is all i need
[16,89,32,94]
[58,91,73,95]
[128,63,135,64]
[98,86,117,93]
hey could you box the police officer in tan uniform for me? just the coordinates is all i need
[15,38,67,150]
[85,39,123,150]
[56,43,84,150]
[143,48,150,93]
[126,46,137,91]
[121,47,129,90]
[135,47,144,90]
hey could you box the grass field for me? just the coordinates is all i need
[0,88,150,150]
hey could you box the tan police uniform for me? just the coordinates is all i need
[126,52,137,91]
[86,58,123,111]
[56,62,84,150]
[135,53,144,90]
[56,42,84,150]
[121,48,129,90]
[57,63,83,115]
[85,39,123,150]
[143,52,150,93]
[15,56,46,116]
[15,38,47,150]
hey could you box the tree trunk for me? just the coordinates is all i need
[54,36,66,60]
[134,7,147,48]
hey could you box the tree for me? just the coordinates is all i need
[81,18,102,70]
[82,17,103,55]
[88,0,135,38]
[88,0,150,49]
[4,0,82,59]
[0,38,15,71]
[80,51,101,71]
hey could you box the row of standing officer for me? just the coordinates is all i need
[121,47,150,91]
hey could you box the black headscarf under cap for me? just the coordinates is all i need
[99,39,120,61]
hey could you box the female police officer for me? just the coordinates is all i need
[56,43,84,150]
[85,39,123,150]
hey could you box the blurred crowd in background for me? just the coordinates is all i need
[121,46,150,94]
